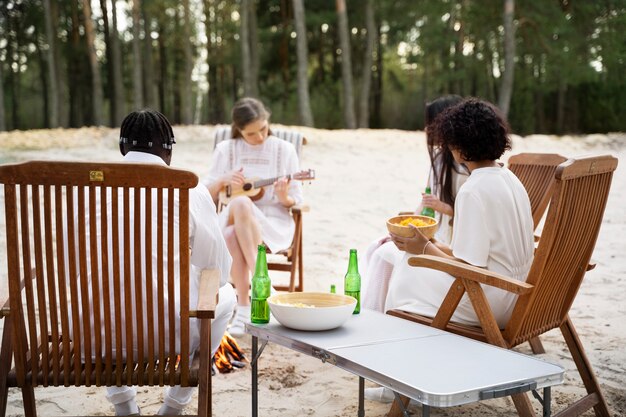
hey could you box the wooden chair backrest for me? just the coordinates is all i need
[504,155,618,347]
[213,126,306,158]
[0,161,198,388]
[508,153,567,228]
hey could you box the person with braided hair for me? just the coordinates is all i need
[105,109,237,415]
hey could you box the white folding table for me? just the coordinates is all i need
[246,309,564,416]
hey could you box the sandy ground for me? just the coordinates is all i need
[0,125,625,416]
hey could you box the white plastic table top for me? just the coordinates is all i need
[246,308,564,408]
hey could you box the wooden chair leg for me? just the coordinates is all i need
[197,319,211,417]
[0,319,13,417]
[528,336,546,354]
[297,233,303,292]
[385,394,410,417]
[22,384,36,417]
[559,316,611,417]
[511,392,536,417]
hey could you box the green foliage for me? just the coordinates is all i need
[0,0,624,133]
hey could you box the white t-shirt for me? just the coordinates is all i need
[385,166,534,327]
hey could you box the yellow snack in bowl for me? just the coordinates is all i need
[274,300,315,308]
[398,217,431,227]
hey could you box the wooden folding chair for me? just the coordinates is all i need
[387,155,616,417]
[508,153,567,354]
[213,126,309,292]
[0,161,219,417]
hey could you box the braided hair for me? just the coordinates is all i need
[119,109,176,153]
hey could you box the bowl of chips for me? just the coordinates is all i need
[267,292,357,331]
[386,214,438,239]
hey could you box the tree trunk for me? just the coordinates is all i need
[82,0,104,125]
[358,0,375,128]
[248,0,260,97]
[181,0,193,124]
[158,22,167,115]
[292,0,314,127]
[131,0,144,109]
[371,23,383,128]
[335,0,356,129]
[498,0,515,118]
[0,57,6,131]
[143,6,157,109]
[110,0,125,125]
[42,0,59,127]
[556,77,567,134]
[69,0,84,127]
[100,0,114,126]
[240,0,253,96]
[35,26,50,128]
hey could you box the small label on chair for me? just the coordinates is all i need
[89,170,104,182]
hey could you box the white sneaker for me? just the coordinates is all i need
[229,305,250,337]
[364,387,395,403]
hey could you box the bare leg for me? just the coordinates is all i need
[224,226,251,305]
[227,197,262,304]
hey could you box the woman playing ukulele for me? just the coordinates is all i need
[204,98,303,336]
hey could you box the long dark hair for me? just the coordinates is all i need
[425,95,465,207]
[230,97,272,138]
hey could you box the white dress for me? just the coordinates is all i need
[204,136,303,253]
[361,159,468,312]
[385,166,534,328]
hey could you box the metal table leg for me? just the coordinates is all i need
[543,387,551,417]
[252,336,258,417]
[358,377,365,417]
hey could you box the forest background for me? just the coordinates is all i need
[0,0,624,135]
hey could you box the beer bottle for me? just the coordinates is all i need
[344,249,361,314]
[420,186,436,218]
[251,244,271,324]
[330,284,336,294]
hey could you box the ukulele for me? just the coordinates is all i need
[218,169,315,206]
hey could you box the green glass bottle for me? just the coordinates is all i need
[344,249,361,314]
[251,244,271,324]
[330,284,336,294]
[420,186,436,218]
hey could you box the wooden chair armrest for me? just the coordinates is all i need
[408,255,533,295]
[291,203,310,213]
[190,269,220,319]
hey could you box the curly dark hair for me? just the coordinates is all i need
[433,98,511,162]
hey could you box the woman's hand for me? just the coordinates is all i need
[220,168,245,188]
[389,224,431,255]
[421,193,454,217]
[274,177,294,207]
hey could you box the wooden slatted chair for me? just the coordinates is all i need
[508,153,567,354]
[387,155,616,417]
[213,126,309,292]
[508,153,568,231]
[0,161,219,417]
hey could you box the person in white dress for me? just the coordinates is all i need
[100,110,236,415]
[362,95,469,312]
[367,98,534,404]
[204,98,303,335]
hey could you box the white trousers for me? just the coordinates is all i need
[106,283,237,410]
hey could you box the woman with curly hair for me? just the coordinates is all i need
[384,98,534,326]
